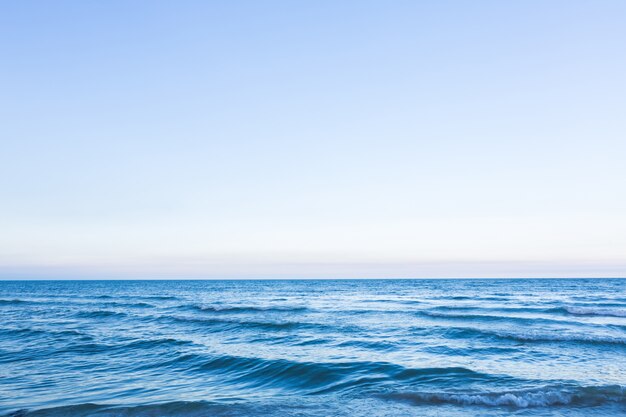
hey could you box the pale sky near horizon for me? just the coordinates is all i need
[1,1,625,279]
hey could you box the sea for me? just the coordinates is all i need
[1,279,625,416]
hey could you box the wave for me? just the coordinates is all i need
[383,385,626,407]
[430,305,548,314]
[417,310,617,331]
[142,295,179,301]
[419,310,560,324]
[98,301,154,309]
[431,326,626,346]
[216,357,498,391]
[0,299,153,309]
[3,401,218,417]
[0,327,188,355]
[188,305,309,314]
[558,306,626,318]
[137,352,500,394]
[430,304,626,319]
[123,338,193,350]
[0,327,88,339]
[335,340,398,351]
[9,385,624,416]
[161,315,336,333]
[429,295,511,301]
[94,295,178,301]
[21,338,194,359]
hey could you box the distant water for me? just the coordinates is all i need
[1,279,625,417]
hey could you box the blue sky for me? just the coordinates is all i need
[1,1,625,278]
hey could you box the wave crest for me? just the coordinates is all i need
[561,306,626,317]
[384,385,626,408]
[436,326,626,346]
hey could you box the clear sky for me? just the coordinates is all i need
[1,1,625,279]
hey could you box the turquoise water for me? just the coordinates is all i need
[1,279,625,416]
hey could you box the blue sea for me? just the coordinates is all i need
[1,279,625,416]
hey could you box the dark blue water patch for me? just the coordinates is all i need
[0,299,28,305]
[428,295,512,302]
[75,310,128,319]
[92,294,180,301]
[184,304,310,314]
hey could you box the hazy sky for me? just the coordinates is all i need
[1,1,625,278]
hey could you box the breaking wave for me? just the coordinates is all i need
[384,385,626,407]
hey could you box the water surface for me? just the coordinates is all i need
[1,279,625,416]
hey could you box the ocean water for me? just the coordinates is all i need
[1,279,625,417]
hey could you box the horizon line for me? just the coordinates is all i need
[1,277,625,281]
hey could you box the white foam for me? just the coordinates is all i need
[389,385,626,408]
[431,390,573,407]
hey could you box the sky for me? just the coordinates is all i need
[1,1,625,279]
